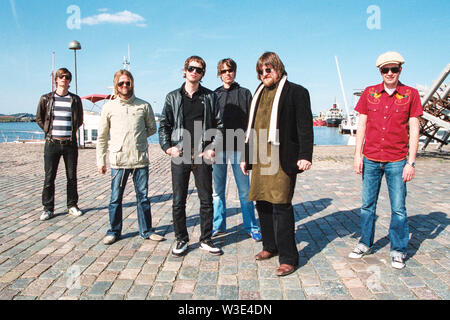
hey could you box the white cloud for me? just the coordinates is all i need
[81,10,147,27]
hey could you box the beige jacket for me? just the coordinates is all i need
[96,95,156,169]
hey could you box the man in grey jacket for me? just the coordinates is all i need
[97,69,164,245]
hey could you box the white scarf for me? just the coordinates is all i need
[245,75,287,145]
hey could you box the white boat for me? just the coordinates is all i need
[78,94,112,147]
[339,111,359,134]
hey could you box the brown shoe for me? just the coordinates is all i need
[276,264,296,276]
[255,250,275,261]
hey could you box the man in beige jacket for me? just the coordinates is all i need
[97,70,164,245]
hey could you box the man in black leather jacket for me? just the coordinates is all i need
[158,56,224,257]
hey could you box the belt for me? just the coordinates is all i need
[47,137,73,145]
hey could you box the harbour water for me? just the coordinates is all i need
[0,122,351,145]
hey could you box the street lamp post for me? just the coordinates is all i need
[68,40,81,94]
[69,40,82,147]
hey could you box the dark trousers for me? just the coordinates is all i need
[42,140,78,212]
[171,161,213,242]
[255,201,299,266]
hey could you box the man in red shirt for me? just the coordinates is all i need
[349,51,422,269]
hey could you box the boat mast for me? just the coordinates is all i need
[123,44,130,71]
[51,52,55,92]
[334,56,353,135]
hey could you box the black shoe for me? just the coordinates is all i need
[200,239,223,256]
[172,240,188,257]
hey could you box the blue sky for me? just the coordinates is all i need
[1,0,449,116]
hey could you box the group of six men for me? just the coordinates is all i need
[36,51,422,276]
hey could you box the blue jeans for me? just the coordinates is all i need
[107,167,153,239]
[360,157,409,258]
[212,151,260,233]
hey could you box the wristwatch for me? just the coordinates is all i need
[407,161,415,168]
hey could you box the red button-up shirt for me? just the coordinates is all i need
[355,82,423,162]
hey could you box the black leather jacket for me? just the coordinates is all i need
[158,84,224,154]
[36,91,84,141]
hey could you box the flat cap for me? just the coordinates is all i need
[376,51,405,68]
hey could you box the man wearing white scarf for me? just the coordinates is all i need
[241,52,313,276]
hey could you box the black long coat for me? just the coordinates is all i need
[245,80,314,175]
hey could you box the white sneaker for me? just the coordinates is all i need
[348,244,370,259]
[68,206,83,217]
[40,210,54,221]
[172,240,188,257]
[391,256,406,269]
[103,235,117,245]
[148,232,165,242]
[200,240,223,256]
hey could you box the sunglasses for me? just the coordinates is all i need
[220,69,234,75]
[257,68,272,75]
[380,67,400,74]
[118,81,131,87]
[57,74,71,80]
[187,66,204,74]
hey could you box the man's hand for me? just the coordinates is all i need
[354,154,364,174]
[240,162,248,176]
[98,166,107,174]
[297,159,312,171]
[402,163,415,182]
[166,147,180,158]
[198,149,215,163]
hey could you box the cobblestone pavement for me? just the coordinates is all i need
[0,143,448,300]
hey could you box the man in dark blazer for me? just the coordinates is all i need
[241,52,313,276]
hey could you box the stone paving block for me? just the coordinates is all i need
[260,289,282,300]
[109,279,134,295]
[193,285,216,297]
[285,289,306,300]
[239,291,261,300]
[40,285,66,300]
[87,281,112,296]
[323,280,348,296]
[106,261,127,272]
[400,276,426,288]
[374,293,398,300]
[410,287,441,300]
[197,271,218,285]
[13,295,37,300]
[150,283,172,298]
[217,285,238,300]
[179,266,198,280]
[0,288,20,300]
[172,279,196,294]
[104,294,124,300]
[169,293,193,300]
[127,285,152,299]
[348,287,375,300]
[22,279,53,296]
[9,278,34,290]
[303,286,326,296]
[239,279,259,291]
[155,271,177,282]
